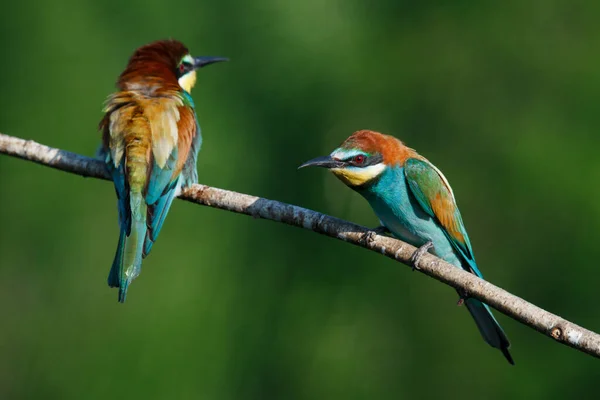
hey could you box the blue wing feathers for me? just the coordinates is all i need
[143,179,179,257]
[181,121,201,187]
[108,229,125,288]
[146,149,178,205]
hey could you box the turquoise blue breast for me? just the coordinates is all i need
[360,166,462,266]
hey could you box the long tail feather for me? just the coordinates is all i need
[107,230,125,288]
[464,297,514,365]
[107,192,147,303]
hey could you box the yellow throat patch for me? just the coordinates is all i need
[331,164,385,187]
[178,70,197,93]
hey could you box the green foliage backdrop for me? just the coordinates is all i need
[1,1,600,398]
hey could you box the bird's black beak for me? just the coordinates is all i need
[193,56,229,69]
[298,155,345,170]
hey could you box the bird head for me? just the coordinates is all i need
[299,130,413,188]
[118,39,228,93]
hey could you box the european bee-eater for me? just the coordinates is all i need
[98,39,227,302]
[299,130,513,364]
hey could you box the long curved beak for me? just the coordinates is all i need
[193,56,229,69]
[298,155,345,170]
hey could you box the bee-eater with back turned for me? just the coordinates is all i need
[299,129,513,364]
[98,40,227,302]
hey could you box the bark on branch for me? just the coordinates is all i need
[1,132,599,360]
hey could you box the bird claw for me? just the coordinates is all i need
[410,241,434,271]
[360,231,377,245]
[360,226,389,245]
[456,290,468,306]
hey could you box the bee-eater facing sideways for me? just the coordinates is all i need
[299,130,513,364]
[99,40,227,302]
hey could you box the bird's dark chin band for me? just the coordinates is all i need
[350,177,380,190]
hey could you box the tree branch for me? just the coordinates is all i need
[1,132,599,360]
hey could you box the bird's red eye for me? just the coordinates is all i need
[353,155,366,165]
[179,64,185,72]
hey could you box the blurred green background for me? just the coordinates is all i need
[2,0,600,398]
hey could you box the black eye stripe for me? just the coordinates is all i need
[365,153,383,166]
[345,153,383,167]
[177,62,194,77]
